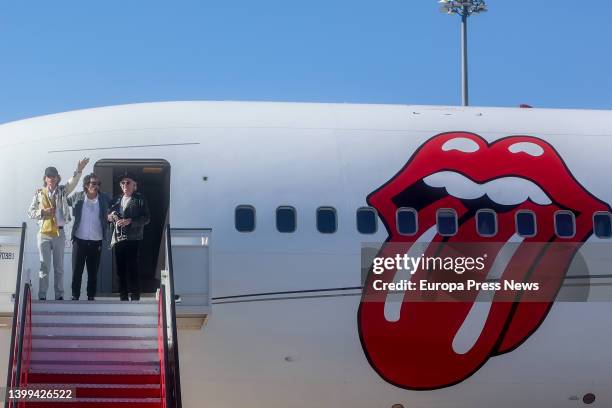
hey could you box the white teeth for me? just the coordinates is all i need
[508,142,544,157]
[442,137,480,153]
[423,171,552,206]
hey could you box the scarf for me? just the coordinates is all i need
[40,187,60,237]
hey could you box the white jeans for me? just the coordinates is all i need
[37,229,66,300]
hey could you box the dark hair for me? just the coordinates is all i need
[83,173,101,189]
[42,174,61,186]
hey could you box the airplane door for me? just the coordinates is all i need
[169,228,211,314]
[93,159,170,296]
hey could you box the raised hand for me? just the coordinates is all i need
[77,157,90,172]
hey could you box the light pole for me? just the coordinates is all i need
[438,0,487,106]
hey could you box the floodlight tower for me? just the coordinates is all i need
[438,0,487,106]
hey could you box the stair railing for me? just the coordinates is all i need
[158,223,182,408]
[4,223,28,408]
[12,284,32,408]
[22,284,32,402]
[157,285,169,408]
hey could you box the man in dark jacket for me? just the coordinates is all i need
[67,173,111,301]
[108,172,150,301]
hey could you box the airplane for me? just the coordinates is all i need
[0,100,611,407]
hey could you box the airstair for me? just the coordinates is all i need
[4,224,183,408]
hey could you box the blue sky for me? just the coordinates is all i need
[1,0,610,123]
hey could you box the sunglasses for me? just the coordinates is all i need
[120,180,132,186]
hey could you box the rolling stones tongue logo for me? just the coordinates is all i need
[358,132,611,390]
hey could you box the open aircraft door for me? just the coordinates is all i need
[167,228,211,329]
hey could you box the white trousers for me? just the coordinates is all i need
[37,229,66,300]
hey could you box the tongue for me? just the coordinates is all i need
[358,202,576,389]
[494,217,592,354]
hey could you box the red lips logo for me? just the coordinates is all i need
[358,132,611,390]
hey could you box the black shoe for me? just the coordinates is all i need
[88,297,95,301]
[38,297,46,301]
[120,295,129,301]
[71,296,79,301]
[56,297,63,301]
[130,295,140,301]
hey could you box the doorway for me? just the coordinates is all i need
[93,159,170,296]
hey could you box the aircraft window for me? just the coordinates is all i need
[436,209,457,236]
[276,206,296,233]
[235,205,255,232]
[397,207,418,235]
[593,212,612,238]
[317,207,337,234]
[476,209,497,237]
[554,211,575,238]
[357,207,377,234]
[515,210,537,237]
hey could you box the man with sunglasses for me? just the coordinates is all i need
[108,172,150,301]
[67,173,111,301]
[28,158,89,301]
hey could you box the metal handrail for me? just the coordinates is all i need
[165,224,182,408]
[161,223,182,408]
[157,286,169,408]
[15,283,30,386]
[160,285,171,408]
[4,223,27,408]
[22,286,33,393]
[7,284,30,408]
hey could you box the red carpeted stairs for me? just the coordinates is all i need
[24,299,162,407]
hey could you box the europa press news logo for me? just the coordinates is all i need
[357,132,611,390]
[368,252,542,294]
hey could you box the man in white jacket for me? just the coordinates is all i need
[28,158,89,300]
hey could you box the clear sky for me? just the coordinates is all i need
[1,0,610,123]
